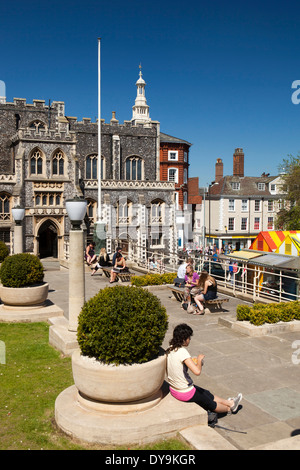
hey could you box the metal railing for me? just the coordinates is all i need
[63,239,299,302]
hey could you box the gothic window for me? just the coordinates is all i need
[29,120,46,132]
[34,192,62,206]
[87,199,97,225]
[150,200,164,224]
[86,155,105,180]
[117,199,132,224]
[125,157,143,180]
[0,193,11,220]
[52,150,64,176]
[30,149,43,175]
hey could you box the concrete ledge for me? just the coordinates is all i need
[55,385,207,446]
[48,316,78,356]
[250,434,300,450]
[219,316,300,336]
[0,301,63,323]
[180,425,237,450]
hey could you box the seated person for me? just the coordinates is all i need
[85,242,97,265]
[91,248,110,276]
[194,272,217,314]
[109,252,128,283]
[175,258,193,287]
[183,264,200,307]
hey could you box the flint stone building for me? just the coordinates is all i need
[0,70,181,262]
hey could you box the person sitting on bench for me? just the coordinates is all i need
[109,252,128,283]
[194,272,217,315]
[91,247,110,276]
[183,264,200,309]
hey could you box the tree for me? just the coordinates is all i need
[275,155,300,230]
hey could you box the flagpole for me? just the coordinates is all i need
[94,37,106,253]
[97,37,101,221]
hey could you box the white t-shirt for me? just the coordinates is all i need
[177,263,187,279]
[167,347,194,392]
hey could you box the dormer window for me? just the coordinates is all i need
[257,183,265,190]
[231,182,240,190]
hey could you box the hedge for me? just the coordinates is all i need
[236,301,300,326]
[130,272,177,286]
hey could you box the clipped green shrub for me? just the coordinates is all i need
[236,301,300,326]
[131,272,177,286]
[0,241,9,262]
[0,253,44,288]
[77,285,168,365]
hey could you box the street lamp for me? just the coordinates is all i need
[65,197,87,332]
[12,206,25,253]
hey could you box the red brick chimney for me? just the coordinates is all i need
[233,148,244,177]
[215,158,223,182]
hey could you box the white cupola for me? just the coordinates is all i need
[131,65,150,124]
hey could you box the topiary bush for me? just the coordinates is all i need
[0,241,9,263]
[77,285,169,365]
[0,253,44,288]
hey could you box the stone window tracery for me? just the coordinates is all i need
[86,155,105,180]
[52,150,65,176]
[0,193,11,220]
[30,149,44,175]
[125,157,143,180]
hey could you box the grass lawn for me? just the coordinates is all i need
[0,322,191,451]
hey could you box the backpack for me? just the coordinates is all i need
[207,411,218,427]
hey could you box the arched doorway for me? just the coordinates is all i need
[38,220,58,258]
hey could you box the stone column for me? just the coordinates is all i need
[14,224,23,254]
[68,229,85,332]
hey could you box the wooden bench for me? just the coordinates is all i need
[167,285,229,311]
[101,267,133,283]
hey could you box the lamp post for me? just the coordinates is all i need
[66,198,87,332]
[12,206,25,254]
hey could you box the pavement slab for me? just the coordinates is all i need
[43,265,300,450]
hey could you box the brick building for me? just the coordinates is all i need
[206,148,286,251]
[159,133,191,209]
[0,69,184,262]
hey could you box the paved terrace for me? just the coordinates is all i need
[43,261,300,450]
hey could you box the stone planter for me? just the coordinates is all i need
[0,282,49,307]
[72,348,166,405]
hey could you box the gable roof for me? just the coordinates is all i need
[210,175,278,197]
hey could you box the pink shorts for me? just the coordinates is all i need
[169,386,196,401]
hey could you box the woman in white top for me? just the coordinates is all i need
[166,324,242,414]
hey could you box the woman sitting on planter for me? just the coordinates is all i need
[167,323,242,417]
[91,248,110,276]
[109,252,128,283]
[194,271,217,314]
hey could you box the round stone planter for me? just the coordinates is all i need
[72,348,167,407]
[0,282,49,307]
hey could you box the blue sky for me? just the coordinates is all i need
[1,0,300,186]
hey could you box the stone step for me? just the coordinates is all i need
[180,425,238,450]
